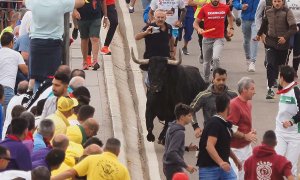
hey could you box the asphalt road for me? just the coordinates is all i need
[129,3,299,180]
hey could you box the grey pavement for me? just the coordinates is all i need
[69,37,113,142]
[129,1,300,180]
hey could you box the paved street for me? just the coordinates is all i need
[128,2,299,180]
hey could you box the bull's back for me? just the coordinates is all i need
[171,65,206,105]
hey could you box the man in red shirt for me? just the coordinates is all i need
[227,77,257,180]
[193,0,234,83]
[244,130,293,180]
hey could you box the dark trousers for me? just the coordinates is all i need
[266,46,289,88]
[198,21,204,56]
[104,4,118,46]
[163,164,183,180]
[30,38,62,82]
[291,24,300,72]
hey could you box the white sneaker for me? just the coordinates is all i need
[248,62,255,72]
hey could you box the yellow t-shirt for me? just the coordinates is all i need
[47,111,70,136]
[0,26,13,38]
[66,125,86,145]
[51,162,71,180]
[73,152,131,180]
[64,141,84,167]
[194,0,211,18]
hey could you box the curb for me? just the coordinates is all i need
[116,1,162,180]
[100,37,128,166]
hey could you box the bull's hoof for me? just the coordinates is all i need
[158,138,165,145]
[147,133,155,142]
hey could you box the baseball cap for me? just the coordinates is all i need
[57,96,78,112]
[172,172,189,180]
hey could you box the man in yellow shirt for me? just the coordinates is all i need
[66,118,99,145]
[47,97,78,136]
[52,138,131,180]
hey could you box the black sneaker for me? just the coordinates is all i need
[235,18,241,27]
[72,28,78,40]
[92,62,100,71]
[182,47,190,55]
[266,89,275,99]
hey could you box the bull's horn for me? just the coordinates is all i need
[131,47,149,65]
[167,49,182,65]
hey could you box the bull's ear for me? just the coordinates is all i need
[140,64,149,71]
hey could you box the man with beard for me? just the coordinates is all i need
[40,72,70,120]
[190,68,237,138]
[193,0,234,83]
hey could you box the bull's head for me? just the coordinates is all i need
[131,48,182,93]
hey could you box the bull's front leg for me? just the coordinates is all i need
[146,107,155,142]
[158,123,169,145]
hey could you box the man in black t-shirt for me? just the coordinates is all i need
[135,9,174,59]
[197,94,241,179]
[73,0,108,70]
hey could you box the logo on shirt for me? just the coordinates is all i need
[256,161,272,180]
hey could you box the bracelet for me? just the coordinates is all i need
[289,121,293,126]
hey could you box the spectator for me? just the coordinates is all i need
[41,72,70,120]
[19,112,35,153]
[163,103,197,180]
[32,148,65,171]
[233,0,259,72]
[74,0,107,70]
[135,9,174,59]
[70,104,95,125]
[33,119,55,152]
[244,130,293,180]
[0,145,11,170]
[66,118,99,145]
[0,117,32,171]
[227,77,257,179]
[197,94,240,179]
[64,141,84,167]
[4,105,26,138]
[193,0,234,83]
[31,166,51,180]
[3,81,29,139]
[100,0,119,55]
[24,0,85,89]
[0,32,28,108]
[190,68,237,138]
[52,138,130,180]
[32,134,69,163]
[83,137,103,148]
[70,69,86,79]
[69,76,85,90]
[83,144,103,156]
[34,98,47,127]
[47,96,78,136]
[0,85,4,139]
[274,65,300,176]
[256,0,297,99]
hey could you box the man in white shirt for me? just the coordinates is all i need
[0,32,28,108]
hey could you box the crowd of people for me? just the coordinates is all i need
[0,0,300,179]
[0,0,131,179]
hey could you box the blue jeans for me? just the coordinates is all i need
[199,166,237,180]
[241,20,258,62]
[3,86,14,107]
